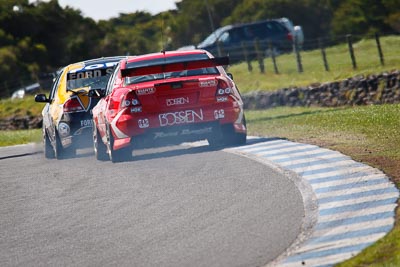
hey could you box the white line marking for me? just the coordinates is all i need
[253,145,318,156]
[316,183,396,199]
[279,153,349,167]
[240,141,304,152]
[295,232,386,256]
[268,149,339,161]
[318,191,399,210]
[313,217,394,237]
[317,204,397,224]
[311,173,387,190]
[290,159,358,173]
[303,166,374,180]
[236,139,286,150]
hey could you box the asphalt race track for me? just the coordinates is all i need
[0,142,306,267]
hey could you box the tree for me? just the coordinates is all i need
[382,0,400,32]
[332,0,392,36]
[169,0,242,48]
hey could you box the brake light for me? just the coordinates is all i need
[63,98,84,112]
[216,79,232,95]
[287,32,293,42]
[121,91,142,113]
[215,79,232,102]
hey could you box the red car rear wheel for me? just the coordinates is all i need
[106,125,132,163]
[93,123,108,161]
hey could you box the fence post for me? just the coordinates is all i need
[319,38,329,71]
[241,41,252,72]
[254,38,265,73]
[269,41,279,74]
[346,34,357,69]
[293,36,303,73]
[216,41,222,57]
[375,33,385,66]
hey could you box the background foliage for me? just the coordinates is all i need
[0,0,399,98]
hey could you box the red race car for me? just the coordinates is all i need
[90,50,247,162]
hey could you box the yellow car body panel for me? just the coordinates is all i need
[50,62,95,123]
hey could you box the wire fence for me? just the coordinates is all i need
[217,32,400,75]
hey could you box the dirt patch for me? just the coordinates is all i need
[362,155,400,185]
[296,137,400,186]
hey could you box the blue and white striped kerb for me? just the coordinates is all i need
[229,137,399,267]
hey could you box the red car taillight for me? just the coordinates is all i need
[215,79,232,102]
[63,98,84,113]
[216,79,232,95]
[121,91,142,113]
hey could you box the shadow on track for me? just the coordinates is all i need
[126,136,284,163]
[9,137,284,162]
[0,151,41,160]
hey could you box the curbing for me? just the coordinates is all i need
[226,137,399,267]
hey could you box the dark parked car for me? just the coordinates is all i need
[197,19,295,63]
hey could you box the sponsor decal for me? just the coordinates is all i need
[166,97,189,106]
[58,122,70,137]
[81,62,117,70]
[181,127,212,135]
[80,119,93,127]
[69,62,118,73]
[199,79,217,87]
[131,107,142,113]
[153,127,212,139]
[136,87,155,95]
[159,109,203,127]
[61,136,72,146]
[138,118,149,129]
[154,131,179,139]
[67,63,116,80]
[216,96,228,102]
[214,109,225,119]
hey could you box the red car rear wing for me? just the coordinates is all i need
[120,56,229,78]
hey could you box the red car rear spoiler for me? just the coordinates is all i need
[121,56,229,77]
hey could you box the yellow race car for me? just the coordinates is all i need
[35,56,125,159]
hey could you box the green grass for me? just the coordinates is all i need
[0,129,41,146]
[0,95,43,146]
[0,95,44,118]
[230,35,400,93]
